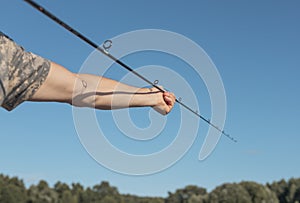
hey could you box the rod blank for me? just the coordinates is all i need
[24,0,236,142]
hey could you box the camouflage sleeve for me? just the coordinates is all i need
[0,32,51,111]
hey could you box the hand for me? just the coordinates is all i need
[152,87,176,115]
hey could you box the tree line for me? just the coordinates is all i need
[0,174,299,203]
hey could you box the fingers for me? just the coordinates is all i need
[163,92,175,105]
[151,86,176,115]
[163,91,176,114]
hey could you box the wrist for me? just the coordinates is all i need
[138,87,161,107]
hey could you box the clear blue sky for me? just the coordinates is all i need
[1,0,300,197]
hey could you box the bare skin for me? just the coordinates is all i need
[30,62,176,115]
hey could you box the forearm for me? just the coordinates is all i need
[73,74,160,110]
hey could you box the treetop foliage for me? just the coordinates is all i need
[0,174,299,203]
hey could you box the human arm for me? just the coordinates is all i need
[30,62,175,115]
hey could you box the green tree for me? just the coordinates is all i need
[267,179,289,203]
[188,193,207,203]
[241,181,278,203]
[122,194,164,203]
[0,175,27,203]
[27,180,58,203]
[286,178,300,203]
[92,181,123,203]
[71,183,85,203]
[61,190,77,203]
[100,195,118,203]
[54,181,70,202]
[3,172,300,203]
[208,183,252,203]
[80,187,95,203]
[166,185,207,203]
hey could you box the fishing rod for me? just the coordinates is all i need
[24,0,237,143]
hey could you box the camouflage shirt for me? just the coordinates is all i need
[0,31,50,111]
